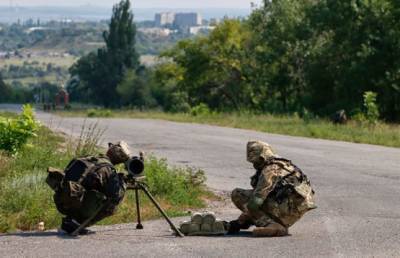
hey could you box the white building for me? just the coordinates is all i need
[155,12,175,27]
[189,26,215,35]
[138,27,173,37]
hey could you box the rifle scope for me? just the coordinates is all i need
[125,156,144,177]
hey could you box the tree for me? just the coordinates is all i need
[117,67,156,107]
[248,0,316,113]
[0,72,11,103]
[70,0,139,107]
[305,0,400,119]
[162,19,254,111]
[103,0,139,70]
[245,0,400,120]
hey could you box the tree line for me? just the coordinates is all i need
[67,0,400,121]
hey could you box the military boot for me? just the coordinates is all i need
[60,217,95,235]
[227,219,253,234]
[252,222,288,237]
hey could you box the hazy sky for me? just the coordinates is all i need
[0,0,262,8]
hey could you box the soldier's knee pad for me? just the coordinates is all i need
[231,188,241,198]
[231,188,243,204]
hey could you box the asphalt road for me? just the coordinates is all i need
[1,105,400,257]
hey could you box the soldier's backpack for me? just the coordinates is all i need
[267,158,316,210]
[53,156,114,215]
[63,156,113,182]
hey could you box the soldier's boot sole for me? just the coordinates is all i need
[252,223,288,237]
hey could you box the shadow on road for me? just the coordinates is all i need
[197,231,292,238]
[0,231,81,240]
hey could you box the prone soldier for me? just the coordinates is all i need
[229,141,317,237]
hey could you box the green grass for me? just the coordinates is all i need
[1,55,75,87]
[0,112,214,233]
[56,109,400,148]
[5,75,62,85]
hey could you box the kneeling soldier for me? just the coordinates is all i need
[229,141,316,237]
[46,141,131,235]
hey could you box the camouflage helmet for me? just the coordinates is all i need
[106,141,131,165]
[247,141,276,165]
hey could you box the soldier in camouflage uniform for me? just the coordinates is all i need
[229,141,316,237]
[46,141,131,235]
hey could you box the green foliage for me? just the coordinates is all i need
[150,62,191,112]
[0,125,72,232]
[59,108,400,148]
[191,103,211,116]
[144,156,207,206]
[0,120,211,233]
[0,72,12,102]
[74,121,106,157]
[160,20,254,111]
[70,0,139,107]
[117,68,156,108]
[61,0,400,122]
[168,92,191,113]
[64,104,72,110]
[363,91,380,124]
[87,108,113,118]
[0,105,39,154]
[144,0,400,122]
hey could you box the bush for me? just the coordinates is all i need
[0,105,39,154]
[0,126,73,232]
[168,92,191,113]
[74,121,105,157]
[87,108,113,118]
[145,156,207,206]
[190,103,211,116]
[352,111,367,125]
[363,91,380,124]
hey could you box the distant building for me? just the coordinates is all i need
[209,18,220,26]
[25,27,48,33]
[138,27,173,37]
[174,13,202,27]
[154,12,202,28]
[155,12,175,27]
[189,26,215,35]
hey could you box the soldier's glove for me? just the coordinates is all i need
[247,196,264,212]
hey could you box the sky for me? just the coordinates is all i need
[0,0,262,8]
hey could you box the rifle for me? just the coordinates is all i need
[72,155,184,237]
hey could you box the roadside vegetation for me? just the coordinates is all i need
[0,108,213,233]
[2,0,400,125]
[56,108,400,148]
[57,0,400,148]
[2,1,400,124]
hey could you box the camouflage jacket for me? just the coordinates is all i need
[249,157,316,226]
[53,155,126,223]
[250,157,314,203]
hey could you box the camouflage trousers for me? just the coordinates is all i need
[231,188,306,228]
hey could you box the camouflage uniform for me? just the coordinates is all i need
[53,155,126,225]
[230,141,316,236]
[47,141,131,234]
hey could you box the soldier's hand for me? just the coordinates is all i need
[247,197,264,212]
[226,220,239,234]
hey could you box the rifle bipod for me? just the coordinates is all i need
[127,178,184,237]
[70,177,184,237]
